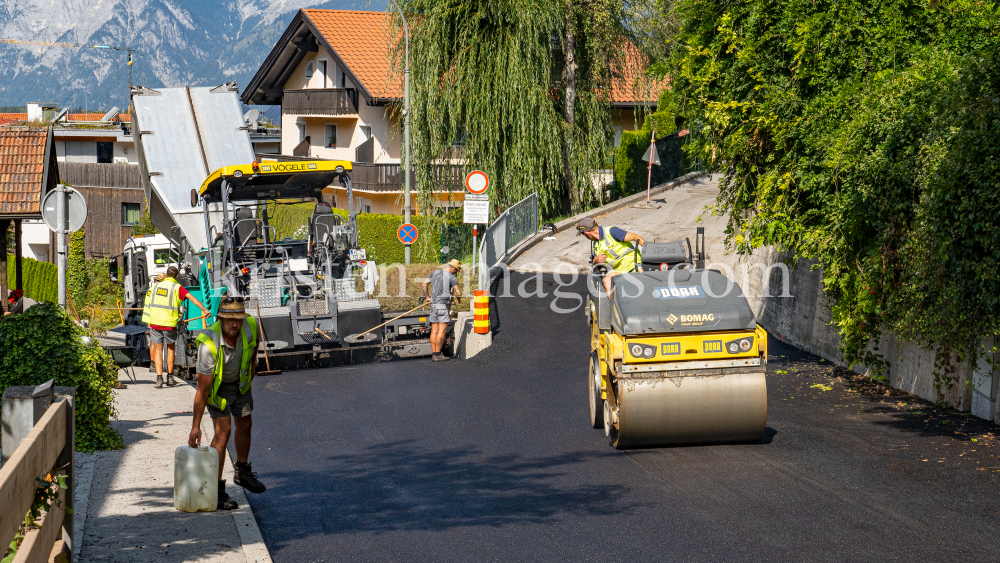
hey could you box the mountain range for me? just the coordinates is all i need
[0,0,372,110]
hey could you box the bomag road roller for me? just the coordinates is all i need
[586,229,768,448]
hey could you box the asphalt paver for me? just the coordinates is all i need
[241,273,1000,562]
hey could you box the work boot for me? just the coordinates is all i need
[432,353,451,362]
[155,375,164,389]
[217,480,238,510]
[167,371,179,387]
[234,461,266,494]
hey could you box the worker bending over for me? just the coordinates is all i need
[575,218,646,299]
[422,259,462,361]
[143,266,209,388]
[189,297,266,510]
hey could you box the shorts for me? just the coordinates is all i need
[207,381,254,419]
[428,303,451,324]
[149,327,177,345]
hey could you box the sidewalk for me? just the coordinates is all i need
[75,363,271,562]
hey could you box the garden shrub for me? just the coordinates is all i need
[0,302,124,452]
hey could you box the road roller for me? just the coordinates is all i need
[585,231,768,448]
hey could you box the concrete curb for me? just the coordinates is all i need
[505,171,710,268]
[182,382,273,563]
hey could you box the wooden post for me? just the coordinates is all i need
[54,386,75,560]
[0,218,8,313]
[14,219,22,291]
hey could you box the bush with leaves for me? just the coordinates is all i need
[667,0,1000,384]
[0,302,123,452]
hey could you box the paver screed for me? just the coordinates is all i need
[77,367,270,562]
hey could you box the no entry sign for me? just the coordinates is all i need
[397,223,418,245]
[465,170,490,194]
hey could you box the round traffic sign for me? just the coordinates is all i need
[41,186,88,233]
[397,223,418,245]
[465,170,490,194]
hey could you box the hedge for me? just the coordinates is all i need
[267,201,445,265]
[5,253,58,303]
[0,302,123,451]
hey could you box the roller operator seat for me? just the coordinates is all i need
[311,203,346,248]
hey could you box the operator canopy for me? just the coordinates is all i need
[611,269,757,334]
[196,160,352,204]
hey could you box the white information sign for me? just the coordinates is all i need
[463,198,490,224]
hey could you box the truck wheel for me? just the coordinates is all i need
[589,354,604,429]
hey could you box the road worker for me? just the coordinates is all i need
[422,259,462,361]
[188,297,266,510]
[575,218,646,299]
[143,266,209,388]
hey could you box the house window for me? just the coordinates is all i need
[305,61,314,80]
[360,125,372,140]
[318,59,328,88]
[65,141,96,163]
[325,124,337,148]
[296,122,307,144]
[97,141,113,163]
[122,202,141,226]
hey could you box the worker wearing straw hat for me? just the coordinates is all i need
[189,297,266,510]
[422,259,462,361]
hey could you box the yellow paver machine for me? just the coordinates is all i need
[586,230,768,448]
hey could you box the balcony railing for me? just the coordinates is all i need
[282,89,359,116]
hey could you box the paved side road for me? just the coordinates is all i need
[75,368,270,563]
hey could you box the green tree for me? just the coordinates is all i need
[388,0,639,216]
[666,0,1000,385]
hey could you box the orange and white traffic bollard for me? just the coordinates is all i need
[473,290,490,334]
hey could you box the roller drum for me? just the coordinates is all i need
[611,371,767,448]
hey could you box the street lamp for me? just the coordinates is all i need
[387,0,412,264]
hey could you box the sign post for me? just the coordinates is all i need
[41,185,87,310]
[464,171,490,283]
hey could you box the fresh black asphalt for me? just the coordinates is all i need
[238,273,1000,562]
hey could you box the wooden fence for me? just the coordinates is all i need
[0,383,75,563]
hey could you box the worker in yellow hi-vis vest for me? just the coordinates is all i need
[142,266,209,388]
[575,218,646,299]
[188,297,265,511]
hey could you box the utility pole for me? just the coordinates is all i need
[388,0,412,264]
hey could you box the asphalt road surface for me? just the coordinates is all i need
[241,273,1000,562]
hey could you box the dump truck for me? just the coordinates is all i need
[586,229,768,448]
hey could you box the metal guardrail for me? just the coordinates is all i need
[477,192,538,289]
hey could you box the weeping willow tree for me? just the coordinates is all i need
[388,0,639,216]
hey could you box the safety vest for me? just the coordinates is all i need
[195,318,258,411]
[593,227,640,273]
[142,278,183,327]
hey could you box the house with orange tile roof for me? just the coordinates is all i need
[1,105,148,261]
[242,8,660,214]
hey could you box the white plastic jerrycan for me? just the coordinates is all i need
[174,445,219,512]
